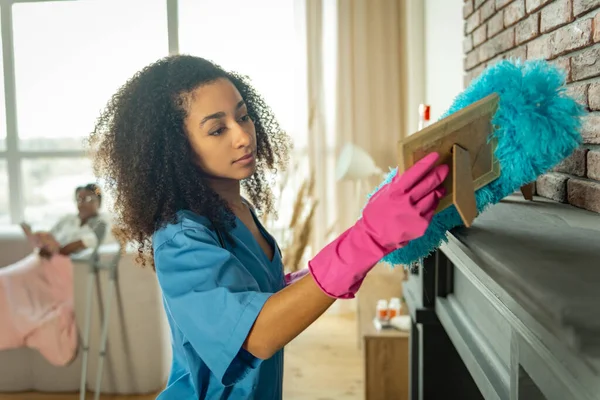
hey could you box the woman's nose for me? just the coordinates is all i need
[232,123,251,148]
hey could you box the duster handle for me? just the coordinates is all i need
[452,144,478,227]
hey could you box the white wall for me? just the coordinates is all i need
[403,0,426,137]
[424,0,464,122]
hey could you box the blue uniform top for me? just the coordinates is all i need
[152,208,286,399]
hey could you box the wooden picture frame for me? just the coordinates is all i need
[397,93,501,227]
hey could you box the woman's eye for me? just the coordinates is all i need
[239,114,251,122]
[210,127,225,136]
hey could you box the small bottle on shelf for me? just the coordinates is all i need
[418,104,431,131]
[376,299,389,321]
[388,297,402,319]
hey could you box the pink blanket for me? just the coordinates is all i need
[0,253,78,366]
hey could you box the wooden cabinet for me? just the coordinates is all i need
[357,263,410,399]
[363,324,409,400]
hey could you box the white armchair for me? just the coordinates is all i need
[0,227,171,395]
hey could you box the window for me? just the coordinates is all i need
[0,160,8,225]
[178,0,307,149]
[0,0,169,226]
[21,158,97,228]
[12,0,168,151]
[0,0,310,228]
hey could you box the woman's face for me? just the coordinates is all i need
[76,189,100,219]
[183,78,257,181]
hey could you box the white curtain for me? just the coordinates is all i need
[304,0,410,252]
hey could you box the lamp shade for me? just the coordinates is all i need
[335,142,382,181]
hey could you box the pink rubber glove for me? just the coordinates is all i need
[308,152,449,299]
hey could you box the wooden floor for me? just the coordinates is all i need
[0,312,363,400]
[283,311,362,400]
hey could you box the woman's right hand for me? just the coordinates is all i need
[35,232,61,255]
[308,152,448,299]
[359,152,448,250]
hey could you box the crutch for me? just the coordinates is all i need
[79,244,122,400]
[93,246,121,400]
[79,249,99,400]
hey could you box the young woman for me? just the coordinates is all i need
[89,55,448,399]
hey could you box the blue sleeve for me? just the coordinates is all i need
[154,226,273,386]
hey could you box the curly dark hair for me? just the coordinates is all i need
[88,55,291,268]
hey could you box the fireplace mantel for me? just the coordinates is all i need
[404,193,600,400]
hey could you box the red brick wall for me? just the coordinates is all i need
[463,0,600,213]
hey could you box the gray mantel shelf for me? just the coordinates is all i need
[404,193,600,400]
[452,194,600,356]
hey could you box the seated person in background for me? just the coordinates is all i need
[23,183,108,257]
[0,184,108,365]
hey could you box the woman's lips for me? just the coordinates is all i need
[234,153,255,164]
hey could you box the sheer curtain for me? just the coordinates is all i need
[305,0,410,253]
[302,0,411,314]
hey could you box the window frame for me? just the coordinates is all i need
[0,0,310,227]
[0,0,179,224]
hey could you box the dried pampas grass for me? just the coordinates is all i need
[261,167,320,273]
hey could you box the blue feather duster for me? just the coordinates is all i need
[366,59,586,267]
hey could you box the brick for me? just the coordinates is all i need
[589,82,600,110]
[551,18,593,58]
[536,172,570,202]
[567,178,600,213]
[488,54,505,66]
[464,35,474,53]
[505,0,527,27]
[516,13,540,44]
[488,12,505,36]
[553,147,588,176]
[571,44,600,81]
[594,12,600,42]
[466,10,482,33]
[582,112,600,144]
[482,0,496,20]
[495,27,517,51]
[573,0,600,16]
[464,0,475,18]
[541,0,574,33]
[588,150,600,180]
[565,82,589,106]
[550,57,572,82]
[465,50,481,69]
[527,34,553,59]
[475,0,486,9]
[480,28,516,61]
[497,0,515,8]
[526,0,554,13]
[505,45,528,60]
[474,24,488,46]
